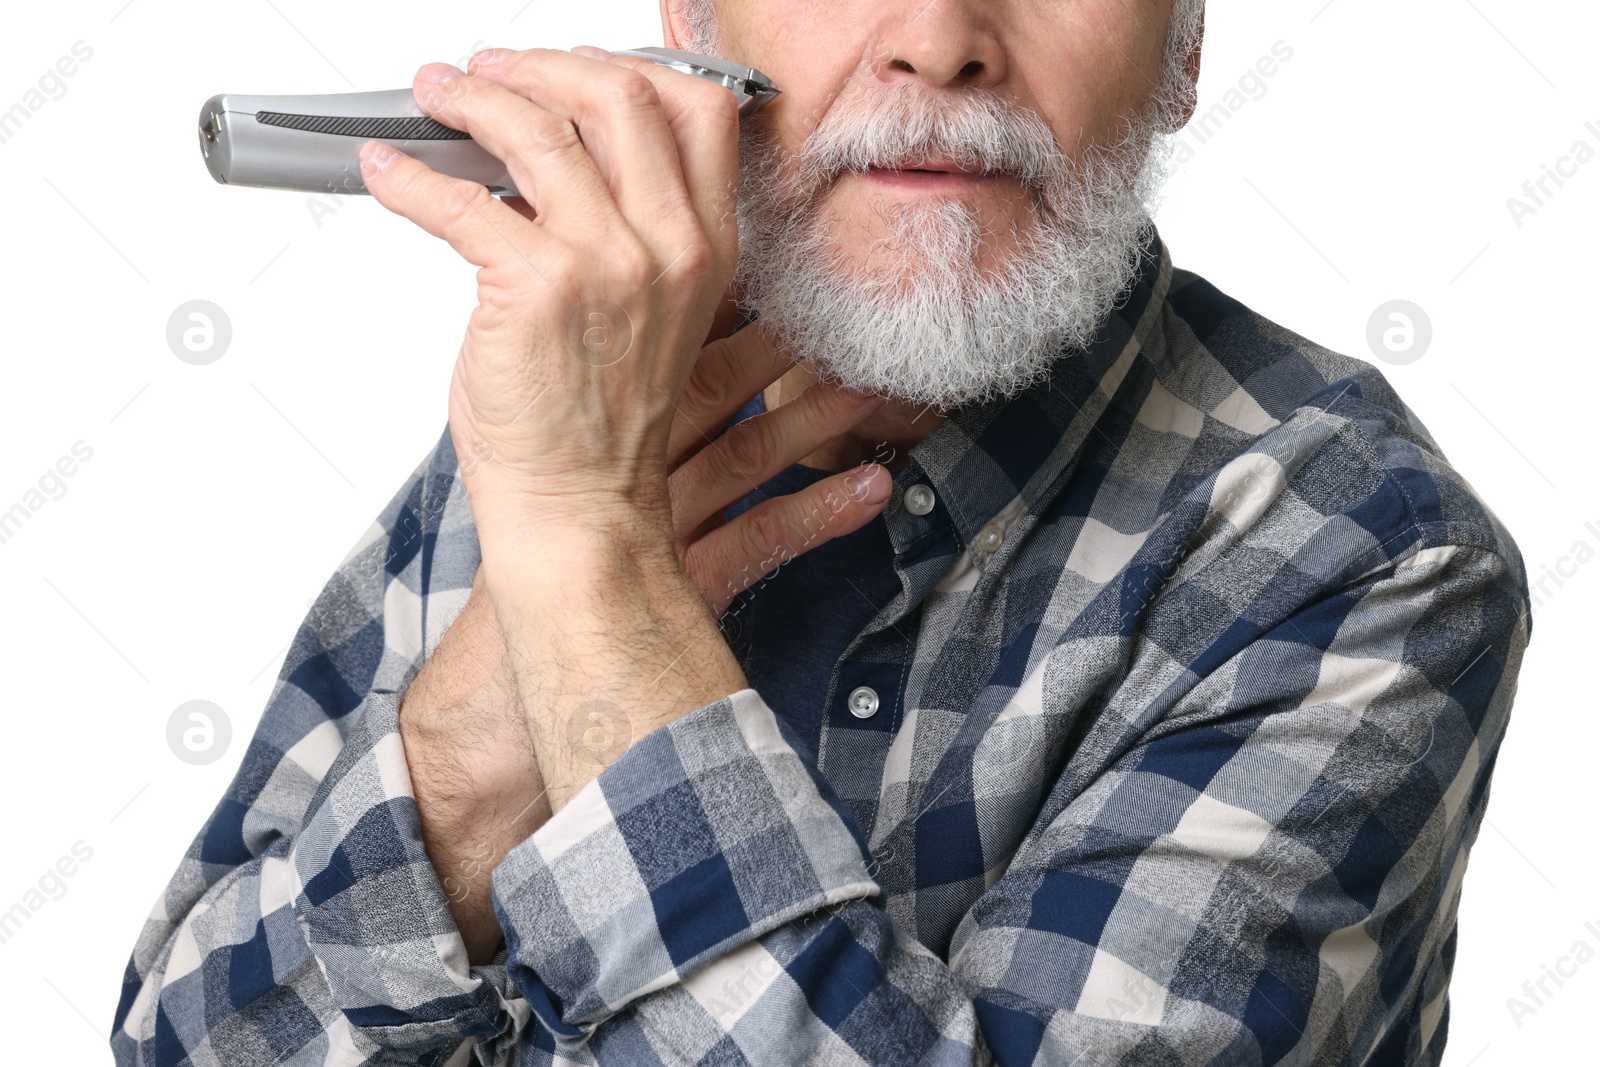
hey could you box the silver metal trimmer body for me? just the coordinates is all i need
[197,47,779,197]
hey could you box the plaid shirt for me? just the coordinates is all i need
[112,229,1531,1066]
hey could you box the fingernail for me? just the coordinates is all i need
[852,465,891,505]
[418,63,462,85]
[360,140,402,174]
[571,45,614,60]
[467,48,506,73]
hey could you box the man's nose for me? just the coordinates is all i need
[867,0,1007,92]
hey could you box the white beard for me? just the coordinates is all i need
[731,82,1173,410]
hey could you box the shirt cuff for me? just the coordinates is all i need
[290,687,533,1061]
[489,688,881,1046]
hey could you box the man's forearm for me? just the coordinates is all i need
[485,521,750,817]
[398,566,550,964]
[399,526,747,964]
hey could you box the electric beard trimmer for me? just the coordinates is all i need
[197,47,779,197]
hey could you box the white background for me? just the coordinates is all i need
[0,0,1594,1062]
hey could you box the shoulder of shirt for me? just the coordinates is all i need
[1150,264,1528,592]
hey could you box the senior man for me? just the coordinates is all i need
[113,0,1530,1064]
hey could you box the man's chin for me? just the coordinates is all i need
[773,324,1060,413]
[816,199,1035,290]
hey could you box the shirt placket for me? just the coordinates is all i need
[818,464,965,840]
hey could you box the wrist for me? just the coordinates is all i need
[483,534,748,798]
[468,473,672,544]
[479,506,681,603]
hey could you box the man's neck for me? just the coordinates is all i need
[762,365,945,473]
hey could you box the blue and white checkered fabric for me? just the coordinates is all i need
[112,230,1531,1066]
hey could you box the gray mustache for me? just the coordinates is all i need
[792,88,1067,191]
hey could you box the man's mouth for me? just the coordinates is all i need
[861,158,996,189]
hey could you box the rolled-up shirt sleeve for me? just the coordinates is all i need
[489,689,883,1049]
[111,428,534,1067]
[290,687,533,1056]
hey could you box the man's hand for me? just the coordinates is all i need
[362,46,754,546]
[400,324,895,962]
[370,44,896,962]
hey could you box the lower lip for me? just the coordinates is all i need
[861,167,995,190]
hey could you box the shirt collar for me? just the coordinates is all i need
[882,226,1173,561]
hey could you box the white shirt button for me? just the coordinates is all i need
[903,484,936,516]
[976,522,1005,555]
[847,686,880,719]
